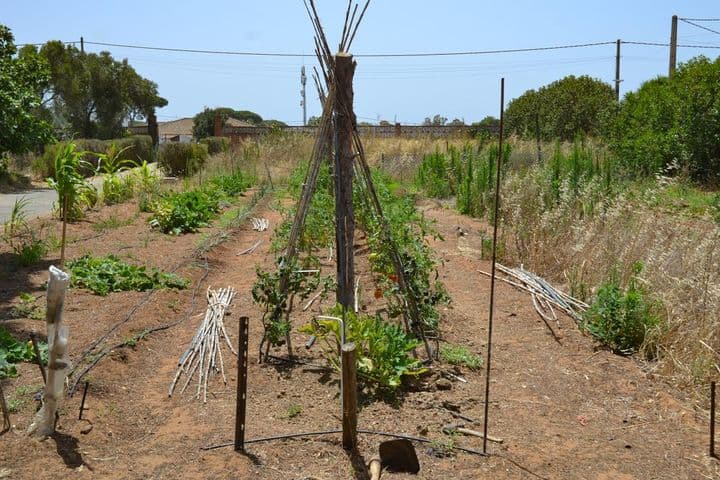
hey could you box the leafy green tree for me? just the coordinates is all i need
[192,107,263,139]
[0,25,53,154]
[609,55,720,183]
[505,75,615,141]
[32,41,166,139]
[422,114,448,126]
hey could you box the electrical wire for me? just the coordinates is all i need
[679,18,720,22]
[679,18,720,36]
[623,40,720,48]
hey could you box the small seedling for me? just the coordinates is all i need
[440,344,482,370]
[287,404,302,418]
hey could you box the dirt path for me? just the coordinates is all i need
[0,194,718,479]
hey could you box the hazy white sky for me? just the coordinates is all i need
[5,1,720,124]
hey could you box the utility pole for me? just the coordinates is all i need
[300,66,307,126]
[80,36,84,53]
[669,15,678,77]
[615,39,621,100]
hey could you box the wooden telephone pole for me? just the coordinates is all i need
[669,15,678,77]
[615,39,621,101]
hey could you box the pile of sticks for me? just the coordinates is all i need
[169,287,237,403]
[479,263,588,338]
[251,218,269,232]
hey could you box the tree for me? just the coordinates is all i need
[609,55,720,183]
[423,114,448,126]
[306,115,321,126]
[0,25,53,154]
[192,107,264,139]
[470,116,500,138]
[505,75,615,141]
[33,41,166,139]
[448,118,465,126]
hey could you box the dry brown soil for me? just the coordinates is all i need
[0,190,718,479]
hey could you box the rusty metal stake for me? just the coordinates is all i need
[483,77,505,454]
[235,316,249,453]
[711,381,716,458]
[30,332,46,385]
[78,381,90,420]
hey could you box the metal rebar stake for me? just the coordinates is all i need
[483,77,505,454]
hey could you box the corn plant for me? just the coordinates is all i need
[98,143,135,205]
[47,142,97,266]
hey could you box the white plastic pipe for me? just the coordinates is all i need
[28,266,71,437]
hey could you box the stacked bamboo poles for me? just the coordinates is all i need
[169,287,237,403]
[478,263,588,330]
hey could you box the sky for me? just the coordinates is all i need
[4,1,720,125]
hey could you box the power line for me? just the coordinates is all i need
[623,40,720,48]
[85,39,618,58]
[679,18,720,36]
[679,18,720,22]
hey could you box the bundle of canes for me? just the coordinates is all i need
[169,287,237,403]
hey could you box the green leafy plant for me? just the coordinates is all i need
[287,404,302,418]
[9,292,44,320]
[1,197,47,266]
[440,343,482,370]
[66,254,188,296]
[583,262,659,355]
[0,326,47,378]
[300,307,427,389]
[99,143,136,205]
[149,188,221,235]
[252,256,320,359]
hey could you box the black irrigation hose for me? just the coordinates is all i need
[201,428,486,456]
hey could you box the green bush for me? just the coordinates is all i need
[583,262,659,355]
[610,56,720,184]
[199,136,230,155]
[33,136,154,179]
[149,188,221,234]
[157,142,208,177]
[505,75,616,141]
[67,254,188,296]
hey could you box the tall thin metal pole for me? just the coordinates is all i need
[615,39,621,101]
[669,15,678,77]
[80,36,84,54]
[483,77,504,454]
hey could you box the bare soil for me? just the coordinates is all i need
[0,191,718,479]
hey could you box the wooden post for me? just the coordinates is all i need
[669,15,678,77]
[0,382,10,433]
[711,381,716,458]
[60,196,68,269]
[333,53,356,310]
[234,316,249,453]
[615,39,621,101]
[341,342,357,450]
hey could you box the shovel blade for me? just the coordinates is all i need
[379,439,420,474]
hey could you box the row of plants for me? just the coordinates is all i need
[416,140,661,356]
[147,170,252,235]
[254,161,450,390]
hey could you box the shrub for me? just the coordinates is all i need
[67,254,188,296]
[583,262,659,355]
[149,188,221,234]
[505,75,616,141]
[199,136,230,155]
[610,56,720,184]
[114,135,154,165]
[158,142,208,177]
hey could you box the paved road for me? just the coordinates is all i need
[0,165,159,223]
[0,186,59,223]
